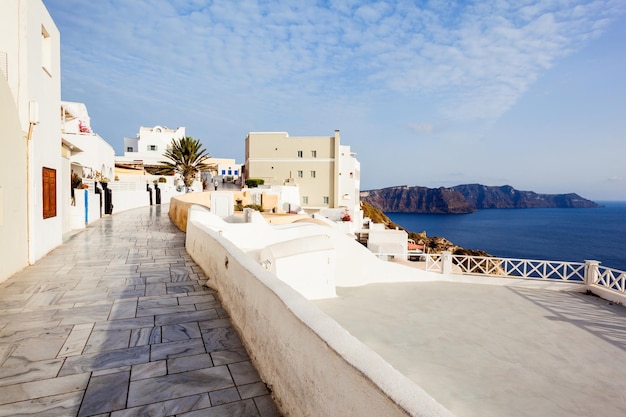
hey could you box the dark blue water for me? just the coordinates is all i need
[387,201,626,271]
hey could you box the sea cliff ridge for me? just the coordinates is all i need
[361,184,600,214]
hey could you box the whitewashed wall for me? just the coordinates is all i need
[185,205,455,417]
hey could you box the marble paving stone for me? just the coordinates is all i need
[127,366,234,408]
[94,316,155,331]
[254,395,282,417]
[195,300,223,311]
[136,304,197,318]
[107,288,146,300]
[24,291,65,308]
[59,346,150,376]
[156,309,219,326]
[198,318,232,331]
[108,299,138,321]
[0,358,65,386]
[202,327,243,353]
[137,295,178,309]
[0,317,64,335]
[2,327,73,364]
[92,365,131,377]
[167,353,214,374]
[210,347,250,366]
[130,360,167,381]
[179,398,260,417]
[58,322,95,357]
[129,326,161,347]
[178,294,216,305]
[162,322,201,342]
[78,371,130,417]
[150,338,206,361]
[228,361,261,386]
[238,382,270,399]
[84,329,132,354]
[145,283,167,297]
[0,372,90,406]
[110,394,211,417]
[165,284,197,294]
[0,344,18,367]
[209,387,241,406]
[0,391,83,417]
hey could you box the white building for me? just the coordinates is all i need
[61,101,115,181]
[119,125,186,168]
[0,0,62,281]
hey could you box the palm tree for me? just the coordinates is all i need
[158,136,211,187]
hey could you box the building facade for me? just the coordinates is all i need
[244,131,360,217]
[0,0,62,280]
[120,125,186,168]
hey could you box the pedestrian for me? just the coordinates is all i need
[214,180,218,191]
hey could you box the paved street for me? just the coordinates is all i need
[0,205,281,417]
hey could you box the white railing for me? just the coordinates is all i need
[451,255,586,282]
[410,252,625,297]
[592,265,626,294]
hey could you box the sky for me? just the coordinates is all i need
[43,0,626,201]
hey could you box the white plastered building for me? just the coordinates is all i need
[119,125,186,168]
[61,101,115,181]
[0,0,62,280]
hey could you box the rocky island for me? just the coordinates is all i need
[361,184,600,214]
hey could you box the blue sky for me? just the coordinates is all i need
[44,0,626,200]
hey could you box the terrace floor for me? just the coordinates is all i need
[315,280,626,417]
[0,205,281,417]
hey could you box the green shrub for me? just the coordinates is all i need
[245,178,265,188]
[244,204,263,212]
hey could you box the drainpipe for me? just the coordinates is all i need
[26,100,39,264]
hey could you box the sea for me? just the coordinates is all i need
[387,201,626,272]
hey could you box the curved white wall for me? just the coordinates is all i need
[185,205,455,417]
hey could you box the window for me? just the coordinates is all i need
[42,167,56,219]
[311,150,317,158]
[296,170,303,178]
[310,170,316,178]
[148,145,157,151]
[221,170,226,175]
[302,196,308,204]
[323,196,329,204]
[297,150,303,158]
[41,26,51,75]
[126,146,134,152]
[234,170,239,175]
[228,170,232,175]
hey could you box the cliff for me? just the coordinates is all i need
[361,184,600,214]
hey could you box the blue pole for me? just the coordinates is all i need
[84,189,88,224]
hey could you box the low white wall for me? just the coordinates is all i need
[185,205,454,417]
[70,189,103,229]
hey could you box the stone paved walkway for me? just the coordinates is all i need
[0,205,281,417]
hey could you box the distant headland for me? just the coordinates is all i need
[361,184,600,214]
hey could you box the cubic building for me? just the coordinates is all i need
[244,130,361,219]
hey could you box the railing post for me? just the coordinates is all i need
[584,260,600,286]
[442,251,452,275]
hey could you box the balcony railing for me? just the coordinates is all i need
[408,252,626,298]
